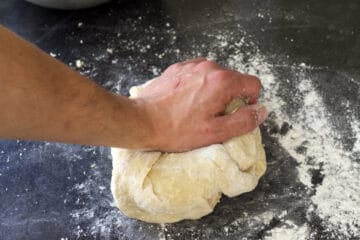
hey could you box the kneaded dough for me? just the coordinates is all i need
[111,82,266,223]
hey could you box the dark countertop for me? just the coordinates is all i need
[0,0,359,239]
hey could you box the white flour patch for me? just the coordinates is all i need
[203,29,359,238]
[264,74,360,237]
[264,221,308,240]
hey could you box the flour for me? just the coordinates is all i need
[259,68,360,237]
[264,221,309,240]
[196,28,359,237]
[278,77,360,236]
[75,59,84,68]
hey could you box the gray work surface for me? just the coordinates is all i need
[0,0,359,239]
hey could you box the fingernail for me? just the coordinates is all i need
[254,105,268,125]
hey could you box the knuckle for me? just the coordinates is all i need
[202,123,213,135]
[206,120,229,142]
[248,75,262,90]
[193,57,207,62]
[196,59,218,70]
[165,63,182,72]
[246,108,260,129]
[202,122,217,137]
[211,69,231,79]
[207,70,232,85]
[171,62,182,69]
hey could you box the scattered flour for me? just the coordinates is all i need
[264,222,309,240]
[75,59,84,68]
[275,77,360,237]
[200,29,359,238]
[106,48,114,54]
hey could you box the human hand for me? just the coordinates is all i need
[135,58,267,152]
[0,27,266,151]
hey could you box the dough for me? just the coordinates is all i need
[111,82,266,223]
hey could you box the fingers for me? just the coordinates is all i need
[164,58,262,103]
[175,58,210,75]
[238,74,262,104]
[210,104,268,142]
[179,58,223,76]
[207,70,262,104]
[183,60,261,104]
[161,57,206,79]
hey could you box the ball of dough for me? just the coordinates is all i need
[111,83,266,223]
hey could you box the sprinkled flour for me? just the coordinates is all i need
[198,29,360,238]
[225,44,360,237]
[264,221,309,240]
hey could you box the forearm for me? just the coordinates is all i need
[0,25,151,148]
[0,25,266,152]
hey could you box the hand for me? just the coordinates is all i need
[0,27,266,151]
[135,58,268,152]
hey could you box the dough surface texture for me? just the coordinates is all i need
[111,82,267,223]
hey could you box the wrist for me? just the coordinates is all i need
[129,97,160,150]
[129,97,166,150]
[105,94,159,150]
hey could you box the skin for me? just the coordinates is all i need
[0,25,267,152]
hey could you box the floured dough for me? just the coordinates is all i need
[111,82,266,223]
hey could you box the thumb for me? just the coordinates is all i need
[211,104,268,142]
